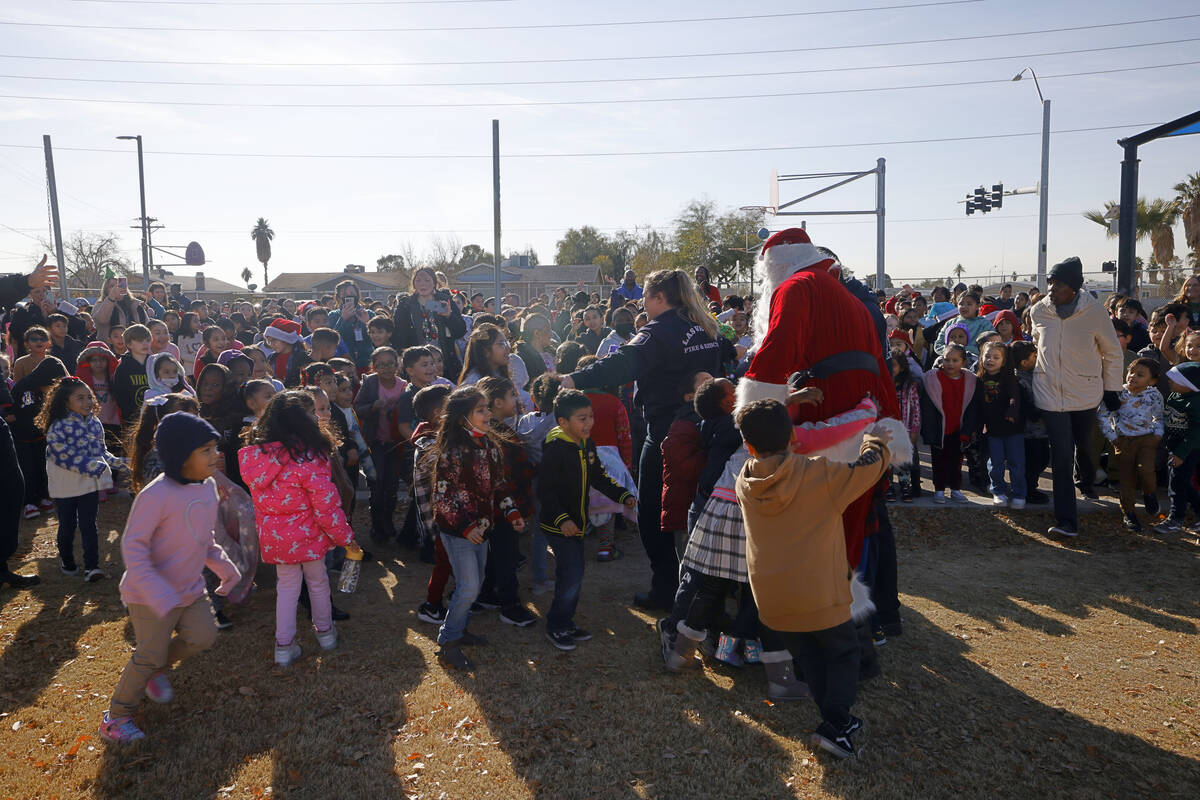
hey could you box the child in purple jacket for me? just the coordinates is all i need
[100,412,240,744]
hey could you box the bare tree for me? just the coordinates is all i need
[46,231,136,292]
[427,234,462,271]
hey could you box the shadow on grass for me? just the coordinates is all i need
[89,555,424,800]
[893,507,1199,636]
[817,608,1200,797]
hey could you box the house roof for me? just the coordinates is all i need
[264,271,412,293]
[153,273,246,294]
[452,263,602,285]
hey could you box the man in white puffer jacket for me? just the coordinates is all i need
[1029,256,1124,538]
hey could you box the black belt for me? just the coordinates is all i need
[788,351,880,389]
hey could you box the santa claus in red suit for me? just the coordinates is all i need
[737,228,910,566]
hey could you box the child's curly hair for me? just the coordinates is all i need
[245,390,336,463]
[35,377,93,433]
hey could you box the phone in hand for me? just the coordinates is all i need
[117,277,128,292]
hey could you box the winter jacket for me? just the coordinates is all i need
[433,435,521,537]
[1015,369,1047,439]
[736,433,890,633]
[516,411,557,466]
[692,413,742,520]
[11,356,68,441]
[918,369,980,446]
[268,345,311,389]
[538,427,632,536]
[119,474,240,619]
[237,442,354,564]
[977,371,1023,437]
[660,410,704,532]
[568,308,721,423]
[353,373,409,444]
[933,314,994,356]
[327,307,374,368]
[493,420,535,518]
[92,296,149,345]
[74,342,118,392]
[51,336,84,372]
[411,422,438,543]
[44,412,118,498]
[112,352,151,422]
[1163,391,1200,460]
[1099,387,1163,441]
[1029,290,1125,413]
[895,379,921,436]
[144,352,194,401]
[575,326,611,355]
[391,293,468,382]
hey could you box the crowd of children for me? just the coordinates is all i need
[5,263,1196,761]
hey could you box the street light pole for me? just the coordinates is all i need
[1012,68,1049,293]
[116,134,150,288]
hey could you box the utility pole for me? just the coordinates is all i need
[42,136,65,281]
[491,120,502,311]
[1036,98,1051,294]
[116,135,150,288]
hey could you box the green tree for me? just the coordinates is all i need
[555,226,618,272]
[1174,172,1200,261]
[240,266,253,287]
[1083,197,1178,283]
[376,254,406,272]
[458,244,494,269]
[251,217,274,288]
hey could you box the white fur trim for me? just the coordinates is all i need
[676,621,706,642]
[850,572,876,622]
[805,436,868,465]
[264,328,300,345]
[870,417,912,466]
[735,377,789,413]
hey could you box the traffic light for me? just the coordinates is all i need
[974,186,990,212]
[965,193,975,215]
[991,183,1004,208]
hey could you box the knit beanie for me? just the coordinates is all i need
[1048,257,1084,291]
[1166,362,1200,393]
[155,412,219,484]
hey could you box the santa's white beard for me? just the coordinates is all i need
[749,242,830,349]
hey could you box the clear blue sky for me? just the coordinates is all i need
[0,0,1197,290]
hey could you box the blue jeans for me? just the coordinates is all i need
[987,433,1027,499]
[1168,450,1200,521]
[56,491,99,571]
[546,533,585,633]
[437,532,488,645]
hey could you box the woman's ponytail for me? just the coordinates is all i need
[644,269,720,339]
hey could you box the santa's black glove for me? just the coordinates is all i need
[1102,391,1121,412]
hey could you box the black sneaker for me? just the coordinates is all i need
[1079,487,1099,501]
[437,645,474,671]
[214,610,233,630]
[1144,493,1160,517]
[880,621,903,638]
[812,722,857,759]
[473,594,501,610]
[843,716,864,737]
[1122,512,1143,532]
[1047,523,1078,538]
[567,627,592,641]
[900,486,913,503]
[499,606,537,628]
[657,617,676,652]
[1026,490,1050,505]
[871,629,887,646]
[546,630,576,651]
[416,602,447,625]
[331,604,350,621]
[59,558,78,577]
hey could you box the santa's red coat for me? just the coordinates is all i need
[742,266,899,566]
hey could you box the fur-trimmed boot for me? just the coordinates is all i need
[664,621,705,672]
[762,650,809,701]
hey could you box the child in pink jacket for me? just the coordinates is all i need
[238,390,355,667]
[101,412,240,744]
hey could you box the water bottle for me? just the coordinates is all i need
[337,545,363,593]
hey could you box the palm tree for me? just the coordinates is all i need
[1083,197,1178,283]
[1175,172,1200,261]
[952,263,965,282]
[240,266,253,287]
[250,217,274,288]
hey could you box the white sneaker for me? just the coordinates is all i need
[22,504,39,520]
[932,491,948,505]
[274,641,302,667]
[315,625,338,651]
[950,490,969,504]
[1010,498,1026,510]
[992,494,1009,506]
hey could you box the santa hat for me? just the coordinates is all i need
[888,329,913,350]
[758,228,836,284]
[263,318,301,344]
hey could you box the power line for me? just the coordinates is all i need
[0,1,984,33]
[3,61,1196,109]
[1,15,1195,68]
[0,122,1161,161]
[3,38,1195,90]
[69,0,515,4]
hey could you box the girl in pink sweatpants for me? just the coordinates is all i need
[238,391,355,667]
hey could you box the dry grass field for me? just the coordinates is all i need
[0,499,1197,799]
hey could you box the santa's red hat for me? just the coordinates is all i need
[263,318,302,345]
[759,228,836,276]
